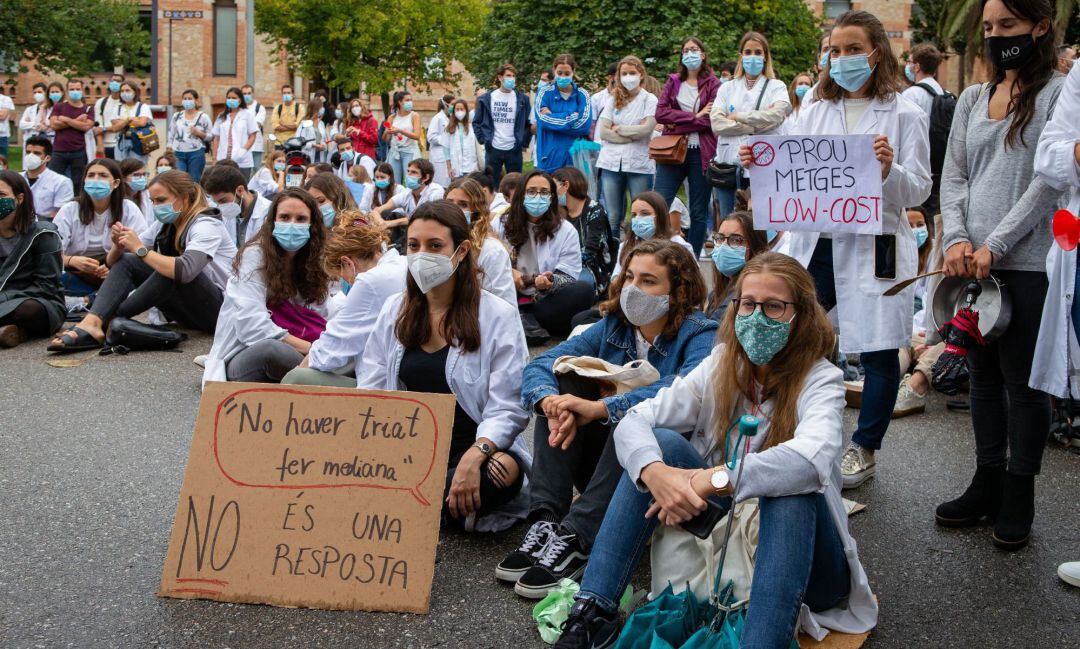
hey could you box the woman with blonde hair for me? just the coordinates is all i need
[446,177,516,305]
[248,149,286,199]
[554,252,876,649]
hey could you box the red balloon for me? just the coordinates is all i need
[1052,209,1080,251]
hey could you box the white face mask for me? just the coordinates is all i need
[33,92,45,104]
[454,109,467,120]
[621,74,641,91]
[23,153,44,171]
[351,106,362,117]
[407,249,460,294]
[217,201,242,220]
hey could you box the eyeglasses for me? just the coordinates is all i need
[524,189,552,199]
[683,47,702,54]
[732,298,796,321]
[713,233,746,247]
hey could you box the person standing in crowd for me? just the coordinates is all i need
[167,89,212,182]
[474,64,532,184]
[359,162,406,213]
[554,253,876,649]
[270,84,305,148]
[384,91,423,183]
[654,37,722,257]
[786,72,815,126]
[0,171,65,349]
[358,201,532,531]
[0,87,12,160]
[428,94,455,187]
[445,177,516,306]
[590,63,618,137]
[305,172,358,229]
[445,99,480,180]
[282,220,409,387]
[119,158,152,220]
[247,150,286,200]
[902,43,946,116]
[48,171,237,351]
[240,85,267,170]
[112,82,153,164]
[596,56,658,241]
[705,210,770,320]
[202,163,271,246]
[20,136,73,221]
[345,99,379,161]
[294,98,328,163]
[94,73,125,160]
[711,32,792,225]
[553,166,615,297]
[498,240,715,598]
[18,83,55,153]
[936,0,1064,551]
[203,187,329,383]
[211,88,259,178]
[534,54,592,173]
[1056,44,1076,74]
[747,9,931,489]
[48,79,96,195]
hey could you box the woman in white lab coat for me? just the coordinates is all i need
[427,94,455,187]
[18,83,55,152]
[211,87,259,178]
[445,177,516,306]
[445,99,481,180]
[356,201,531,532]
[744,9,931,489]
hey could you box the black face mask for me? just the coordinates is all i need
[985,34,1037,70]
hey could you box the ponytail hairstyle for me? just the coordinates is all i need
[613,56,647,110]
[146,169,212,251]
[77,158,126,226]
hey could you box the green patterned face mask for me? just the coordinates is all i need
[734,309,794,365]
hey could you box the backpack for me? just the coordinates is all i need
[124,103,160,155]
[915,83,957,184]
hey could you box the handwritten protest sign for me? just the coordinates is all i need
[748,134,883,236]
[158,382,455,614]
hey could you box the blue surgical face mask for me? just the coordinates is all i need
[555,75,573,89]
[226,98,240,110]
[682,51,702,71]
[503,77,516,90]
[153,202,180,224]
[274,162,286,172]
[83,179,113,200]
[742,55,765,76]
[273,222,311,252]
[68,90,83,102]
[819,51,830,69]
[913,225,928,248]
[795,84,811,99]
[829,50,876,93]
[630,215,656,239]
[320,203,336,227]
[127,176,148,192]
[404,175,421,190]
[341,150,355,162]
[735,308,793,366]
[524,195,550,218]
[711,243,747,277]
[904,63,916,83]
[767,229,778,243]
[340,278,352,295]
[403,101,413,111]
[375,178,390,189]
[49,91,63,103]
[557,193,567,206]
[182,98,196,110]
[282,93,293,103]
[108,81,121,93]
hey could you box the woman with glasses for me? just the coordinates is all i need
[705,210,771,320]
[553,252,876,649]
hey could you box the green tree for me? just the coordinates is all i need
[0,0,149,79]
[255,0,489,113]
[467,0,820,91]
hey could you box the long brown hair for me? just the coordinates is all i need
[712,252,834,453]
[447,177,494,251]
[816,10,902,103]
[501,169,561,252]
[707,211,770,314]
[446,99,471,135]
[613,56,647,110]
[147,169,211,251]
[677,37,713,80]
[620,191,673,267]
[395,201,482,353]
[77,158,126,226]
[238,187,330,306]
[600,239,706,339]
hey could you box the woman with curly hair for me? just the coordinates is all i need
[202,187,332,383]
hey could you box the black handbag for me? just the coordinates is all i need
[706,79,769,190]
[102,317,187,354]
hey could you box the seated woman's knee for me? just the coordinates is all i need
[486,451,520,489]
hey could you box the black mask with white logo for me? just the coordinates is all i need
[985,34,1036,71]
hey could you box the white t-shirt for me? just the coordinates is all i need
[670,196,690,232]
[490,89,518,151]
[0,93,14,137]
[213,109,259,168]
[596,91,659,175]
[389,182,445,217]
[675,81,701,147]
[97,95,125,147]
[901,77,943,118]
[54,199,147,256]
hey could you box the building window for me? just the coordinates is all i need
[214,0,238,76]
[825,1,852,19]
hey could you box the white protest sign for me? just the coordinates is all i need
[748,134,883,236]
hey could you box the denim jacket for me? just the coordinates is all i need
[521,310,718,425]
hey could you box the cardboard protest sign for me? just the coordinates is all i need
[158,382,455,614]
[748,134,883,236]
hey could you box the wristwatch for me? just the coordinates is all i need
[472,441,494,457]
[709,468,730,495]
[135,246,149,258]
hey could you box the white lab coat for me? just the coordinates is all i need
[54,199,147,257]
[359,184,408,213]
[616,346,877,640]
[446,124,480,179]
[477,236,517,307]
[21,168,73,218]
[213,108,259,168]
[491,216,583,279]
[1031,63,1080,399]
[428,111,452,187]
[18,103,54,148]
[221,192,271,246]
[782,95,932,353]
[203,246,331,384]
[307,249,408,373]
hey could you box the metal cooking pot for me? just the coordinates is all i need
[929,275,1013,343]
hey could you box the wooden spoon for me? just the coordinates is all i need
[883,269,943,296]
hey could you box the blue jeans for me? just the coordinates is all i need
[808,239,900,451]
[0,136,8,161]
[485,146,522,185]
[599,169,653,241]
[114,138,148,165]
[387,148,417,185]
[175,149,207,182]
[61,272,98,298]
[654,148,711,256]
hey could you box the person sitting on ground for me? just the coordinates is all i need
[202,163,272,247]
[119,157,152,221]
[48,171,237,352]
[202,187,331,383]
[153,152,177,175]
[612,191,694,275]
[20,135,73,220]
[359,162,407,213]
[446,178,516,306]
[331,134,376,183]
[705,210,770,320]
[371,158,445,249]
[346,162,373,207]
[492,169,593,342]
[498,240,716,599]
[0,171,64,348]
[554,252,876,649]
[305,171,358,229]
[498,171,523,208]
[553,166,616,300]
[464,168,506,216]
[248,150,286,200]
[357,201,532,531]
[282,217,408,387]
[53,159,146,300]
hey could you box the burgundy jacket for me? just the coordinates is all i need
[654,71,720,172]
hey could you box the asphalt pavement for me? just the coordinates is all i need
[1,330,1077,648]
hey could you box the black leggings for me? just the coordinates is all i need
[89,253,223,333]
[0,299,55,338]
[530,280,596,337]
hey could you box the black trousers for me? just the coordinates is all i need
[89,253,222,333]
[49,150,88,195]
[485,146,523,186]
[0,298,55,338]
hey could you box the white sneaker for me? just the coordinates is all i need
[1058,561,1080,588]
[893,375,926,418]
[193,354,208,368]
[841,443,875,489]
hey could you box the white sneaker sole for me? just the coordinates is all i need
[892,403,926,418]
[1058,564,1080,588]
[514,565,586,599]
[842,465,875,489]
[494,565,530,583]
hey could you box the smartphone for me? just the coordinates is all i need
[874,234,897,280]
[682,498,727,539]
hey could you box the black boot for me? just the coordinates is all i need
[935,464,1005,527]
[992,472,1035,551]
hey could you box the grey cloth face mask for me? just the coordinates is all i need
[619,283,670,327]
